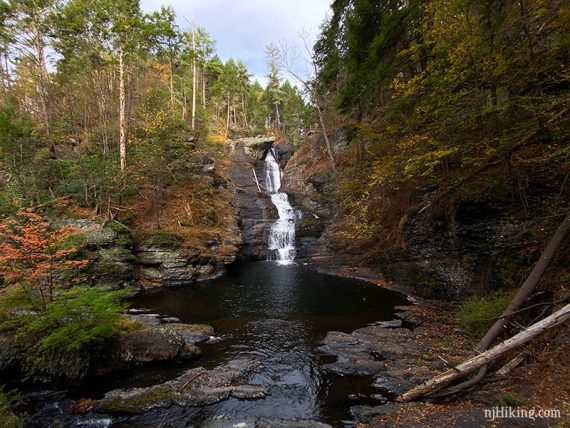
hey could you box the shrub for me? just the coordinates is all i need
[0,387,24,428]
[21,287,128,381]
[24,287,128,352]
[458,291,511,335]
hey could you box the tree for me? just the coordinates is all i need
[54,0,145,172]
[8,0,58,142]
[0,209,87,312]
[276,41,337,174]
[265,45,285,133]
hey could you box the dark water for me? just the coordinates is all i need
[88,261,409,426]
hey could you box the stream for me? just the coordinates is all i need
[26,145,410,427]
[71,261,409,426]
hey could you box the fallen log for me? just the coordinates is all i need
[435,211,570,396]
[398,303,570,402]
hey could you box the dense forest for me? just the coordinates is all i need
[0,0,569,426]
[0,0,310,217]
[311,0,569,253]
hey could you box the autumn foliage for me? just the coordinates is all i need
[0,209,87,311]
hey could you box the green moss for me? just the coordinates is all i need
[101,247,137,263]
[107,220,130,233]
[498,393,524,407]
[561,272,570,284]
[458,291,510,335]
[115,235,133,249]
[145,231,183,248]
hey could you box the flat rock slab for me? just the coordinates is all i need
[318,323,427,377]
[98,357,266,414]
[117,320,214,364]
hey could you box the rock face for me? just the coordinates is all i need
[134,244,233,283]
[280,135,340,263]
[227,138,278,259]
[241,136,275,159]
[52,218,135,287]
[384,200,532,299]
[98,357,266,413]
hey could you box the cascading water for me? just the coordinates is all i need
[264,147,299,264]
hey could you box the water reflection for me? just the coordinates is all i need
[128,261,409,423]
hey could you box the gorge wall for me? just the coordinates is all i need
[279,132,569,300]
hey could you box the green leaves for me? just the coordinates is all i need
[24,287,128,353]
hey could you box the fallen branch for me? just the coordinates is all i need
[435,211,570,396]
[252,167,262,192]
[398,303,570,402]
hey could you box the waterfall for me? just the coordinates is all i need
[264,148,299,264]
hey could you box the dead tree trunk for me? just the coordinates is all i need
[439,211,570,396]
[398,303,570,402]
[118,47,127,173]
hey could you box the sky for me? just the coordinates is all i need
[140,0,332,87]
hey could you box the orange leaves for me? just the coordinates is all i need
[0,209,88,306]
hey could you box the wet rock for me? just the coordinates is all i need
[231,384,269,399]
[228,140,276,258]
[99,384,173,413]
[127,308,153,314]
[161,323,214,344]
[124,313,161,327]
[372,374,410,396]
[256,420,332,428]
[160,317,181,324]
[350,405,390,422]
[370,393,389,404]
[374,319,402,328]
[98,357,265,414]
[319,321,435,390]
[118,325,201,364]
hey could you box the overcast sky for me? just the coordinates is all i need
[140,0,332,87]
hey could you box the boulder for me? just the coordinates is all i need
[98,357,266,414]
[118,325,201,364]
[161,323,214,344]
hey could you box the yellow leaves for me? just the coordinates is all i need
[139,108,171,137]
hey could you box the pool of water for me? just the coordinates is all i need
[83,261,410,426]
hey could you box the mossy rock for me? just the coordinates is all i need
[143,231,183,249]
[99,384,173,413]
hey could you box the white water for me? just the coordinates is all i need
[265,148,299,264]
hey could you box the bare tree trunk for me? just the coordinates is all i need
[398,303,570,402]
[118,47,127,172]
[224,94,230,140]
[406,211,570,399]
[169,56,174,105]
[242,95,249,130]
[191,27,197,130]
[274,104,280,132]
[479,212,570,352]
[316,105,337,174]
[202,67,206,109]
[33,20,51,140]
[182,88,187,120]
